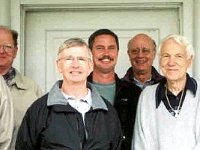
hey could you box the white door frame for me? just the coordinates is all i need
[10,0,194,75]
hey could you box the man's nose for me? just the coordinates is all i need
[103,48,110,55]
[71,58,80,67]
[0,46,5,53]
[136,50,145,57]
[167,56,176,65]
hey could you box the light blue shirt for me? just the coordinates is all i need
[134,77,152,89]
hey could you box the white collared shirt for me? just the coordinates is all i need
[62,89,92,121]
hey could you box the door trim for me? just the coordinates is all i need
[11,0,193,74]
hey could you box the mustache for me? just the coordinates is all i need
[98,55,114,61]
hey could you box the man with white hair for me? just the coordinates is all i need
[132,34,200,150]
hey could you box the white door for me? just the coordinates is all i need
[24,7,179,92]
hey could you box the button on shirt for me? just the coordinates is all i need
[62,89,92,122]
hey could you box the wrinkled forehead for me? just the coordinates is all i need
[130,35,155,49]
[0,28,13,42]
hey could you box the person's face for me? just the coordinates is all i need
[56,46,93,84]
[0,29,17,73]
[159,39,192,82]
[91,34,118,73]
[127,35,156,75]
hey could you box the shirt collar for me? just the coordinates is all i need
[156,73,197,108]
[133,76,152,89]
[62,89,92,106]
[126,66,163,83]
[3,67,15,86]
[47,80,108,111]
[3,68,30,90]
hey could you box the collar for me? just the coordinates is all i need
[88,71,125,86]
[62,89,92,106]
[3,67,15,86]
[123,66,163,83]
[3,68,29,90]
[156,73,197,108]
[92,80,116,86]
[87,72,133,94]
[133,76,152,89]
[47,80,108,111]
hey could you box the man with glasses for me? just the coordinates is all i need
[0,26,42,150]
[123,33,163,89]
[16,38,122,150]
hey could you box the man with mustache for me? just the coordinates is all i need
[87,29,142,150]
[123,34,163,89]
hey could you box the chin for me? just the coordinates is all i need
[134,69,147,74]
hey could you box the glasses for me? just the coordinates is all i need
[0,44,14,54]
[58,56,91,65]
[128,48,152,55]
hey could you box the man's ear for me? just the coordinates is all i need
[56,60,62,74]
[152,49,157,60]
[13,47,18,58]
[88,60,93,75]
[187,56,193,69]
[127,49,130,56]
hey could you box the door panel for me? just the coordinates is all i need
[25,8,179,92]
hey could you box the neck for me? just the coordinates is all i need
[61,81,88,99]
[92,70,115,84]
[0,66,11,75]
[133,71,152,84]
[166,76,187,95]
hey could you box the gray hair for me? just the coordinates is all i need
[57,37,93,60]
[158,34,194,59]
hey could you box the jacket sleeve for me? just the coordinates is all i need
[0,77,14,150]
[34,81,43,98]
[15,107,37,150]
[15,97,47,150]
